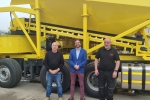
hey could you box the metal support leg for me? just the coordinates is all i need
[82,4,89,50]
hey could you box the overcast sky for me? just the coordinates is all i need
[0,0,30,31]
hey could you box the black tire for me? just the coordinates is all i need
[11,59,22,86]
[0,58,22,88]
[84,62,99,98]
[64,60,70,69]
[40,62,70,92]
[40,65,47,89]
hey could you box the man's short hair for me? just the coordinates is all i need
[74,39,81,42]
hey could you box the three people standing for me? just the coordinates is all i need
[43,38,120,100]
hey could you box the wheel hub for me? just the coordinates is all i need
[87,71,99,91]
[0,65,11,82]
[2,71,6,76]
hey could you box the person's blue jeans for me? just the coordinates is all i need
[46,71,62,98]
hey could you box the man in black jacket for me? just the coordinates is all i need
[94,38,120,100]
[43,42,64,100]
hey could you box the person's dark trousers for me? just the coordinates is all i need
[70,71,84,99]
[98,70,116,100]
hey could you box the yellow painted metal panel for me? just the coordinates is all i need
[0,53,69,60]
[87,0,150,7]
[123,72,150,76]
[10,0,150,36]
[123,80,150,84]
[123,72,142,75]
[35,0,41,57]
[90,55,144,61]
[0,35,36,53]
[12,13,37,54]
[0,6,35,14]
[10,18,25,30]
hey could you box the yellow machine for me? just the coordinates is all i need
[0,0,150,98]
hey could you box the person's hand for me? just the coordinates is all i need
[112,71,117,78]
[76,65,79,70]
[49,69,59,74]
[95,69,99,76]
[53,69,59,74]
[74,65,79,70]
[49,69,54,74]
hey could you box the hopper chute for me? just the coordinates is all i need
[10,0,150,36]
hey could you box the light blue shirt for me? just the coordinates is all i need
[76,47,81,59]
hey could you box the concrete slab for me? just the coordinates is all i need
[0,77,150,100]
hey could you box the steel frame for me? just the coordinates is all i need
[0,1,150,60]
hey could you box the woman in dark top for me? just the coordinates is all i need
[43,42,64,100]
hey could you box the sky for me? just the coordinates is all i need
[0,0,30,31]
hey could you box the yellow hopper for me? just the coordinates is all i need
[10,0,150,36]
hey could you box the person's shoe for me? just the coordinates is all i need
[58,98,63,100]
[80,98,86,100]
[68,97,74,100]
[45,97,50,100]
